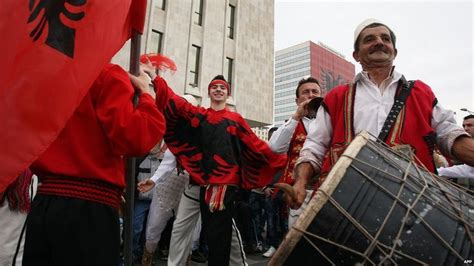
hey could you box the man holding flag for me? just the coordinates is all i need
[0,0,167,265]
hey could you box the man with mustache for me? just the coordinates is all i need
[287,18,474,209]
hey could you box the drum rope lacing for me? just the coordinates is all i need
[287,137,472,264]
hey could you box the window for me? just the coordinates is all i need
[189,45,201,86]
[224,57,233,87]
[149,30,163,53]
[193,0,203,26]
[227,5,235,39]
[156,0,166,10]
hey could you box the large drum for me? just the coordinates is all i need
[270,132,473,265]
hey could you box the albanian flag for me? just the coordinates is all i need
[0,0,147,193]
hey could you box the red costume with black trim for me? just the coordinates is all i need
[31,64,166,208]
[281,121,307,185]
[154,77,286,190]
[321,80,437,175]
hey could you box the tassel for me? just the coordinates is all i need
[204,185,227,212]
[2,169,33,213]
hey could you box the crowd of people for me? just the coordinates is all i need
[1,18,473,266]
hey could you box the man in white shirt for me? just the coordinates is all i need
[287,18,474,209]
[268,77,322,230]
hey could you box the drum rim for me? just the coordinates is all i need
[270,131,372,265]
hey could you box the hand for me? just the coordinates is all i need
[263,187,274,197]
[292,98,312,121]
[282,180,306,209]
[129,69,153,96]
[452,135,474,166]
[141,57,157,80]
[137,179,156,193]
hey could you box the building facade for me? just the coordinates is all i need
[113,0,275,127]
[274,41,355,126]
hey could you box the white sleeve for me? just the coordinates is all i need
[268,118,299,153]
[438,164,474,178]
[150,149,177,184]
[296,107,332,172]
[432,103,469,157]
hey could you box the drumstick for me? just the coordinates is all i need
[274,182,296,200]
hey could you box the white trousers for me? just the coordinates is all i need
[0,176,37,266]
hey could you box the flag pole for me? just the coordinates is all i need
[124,29,141,266]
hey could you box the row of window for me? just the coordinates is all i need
[275,46,309,61]
[193,1,235,40]
[275,61,309,76]
[275,98,295,105]
[275,53,310,68]
[275,70,311,83]
[274,115,290,122]
[275,90,295,98]
[156,2,235,88]
[188,45,234,88]
[275,80,299,91]
[275,105,297,114]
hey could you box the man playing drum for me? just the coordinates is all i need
[287,18,474,209]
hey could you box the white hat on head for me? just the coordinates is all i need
[182,94,198,106]
[354,18,384,44]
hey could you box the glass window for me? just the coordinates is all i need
[224,57,233,87]
[189,45,201,86]
[193,0,203,26]
[149,30,163,53]
[227,5,235,39]
[156,0,166,10]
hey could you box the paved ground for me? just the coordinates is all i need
[151,252,269,266]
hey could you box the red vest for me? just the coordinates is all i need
[281,121,307,185]
[321,80,437,175]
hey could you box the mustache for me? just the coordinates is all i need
[369,44,388,54]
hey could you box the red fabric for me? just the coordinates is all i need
[321,81,437,175]
[153,77,287,189]
[281,121,307,185]
[140,53,177,72]
[30,64,165,188]
[0,0,147,193]
[38,176,123,209]
[1,169,33,212]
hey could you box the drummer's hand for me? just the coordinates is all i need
[137,179,156,193]
[292,98,312,121]
[291,180,307,209]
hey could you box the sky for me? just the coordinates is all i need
[275,0,473,125]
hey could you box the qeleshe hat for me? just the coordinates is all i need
[354,18,385,44]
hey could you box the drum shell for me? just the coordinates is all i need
[274,134,473,265]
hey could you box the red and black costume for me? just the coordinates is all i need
[24,64,166,265]
[154,76,285,265]
[154,77,286,191]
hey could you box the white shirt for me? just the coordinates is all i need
[269,116,313,153]
[438,165,474,178]
[150,149,177,184]
[299,69,466,172]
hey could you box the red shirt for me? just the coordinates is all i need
[31,64,165,188]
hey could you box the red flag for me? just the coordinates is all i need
[0,0,147,193]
